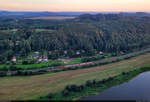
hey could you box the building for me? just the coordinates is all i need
[38,57,42,62]
[76,51,80,55]
[43,56,48,62]
[120,51,125,55]
[48,51,52,55]
[34,51,39,55]
[99,51,104,55]
[12,56,16,62]
[12,29,18,32]
[64,50,68,54]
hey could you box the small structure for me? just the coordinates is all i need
[76,51,80,55]
[34,51,39,55]
[48,51,52,55]
[12,29,18,32]
[34,56,38,59]
[120,51,125,55]
[58,58,72,64]
[81,50,85,53]
[99,51,104,55]
[12,56,17,62]
[64,50,68,54]
[38,57,42,62]
[43,56,48,62]
[15,41,20,46]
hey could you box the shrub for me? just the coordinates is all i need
[86,80,93,87]
[0,71,7,77]
[122,72,126,75]
[47,93,54,99]
[62,89,70,96]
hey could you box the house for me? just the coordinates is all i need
[12,56,16,62]
[38,57,42,62]
[81,50,85,53]
[99,51,104,55]
[48,51,52,55]
[57,58,72,64]
[76,51,80,55]
[34,56,38,59]
[120,51,125,55]
[15,41,20,46]
[43,56,48,62]
[12,29,18,32]
[64,50,68,54]
[34,51,39,55]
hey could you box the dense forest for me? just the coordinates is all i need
[0,14,150,63]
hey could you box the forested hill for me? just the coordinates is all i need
[1,14,150,63]
[76,14,150,22]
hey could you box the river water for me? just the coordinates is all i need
[80,71,150,101]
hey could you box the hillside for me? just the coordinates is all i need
[1,14,150,63]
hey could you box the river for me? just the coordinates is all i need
[80,71,150,101]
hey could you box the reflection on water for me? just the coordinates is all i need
[80,71,150,101]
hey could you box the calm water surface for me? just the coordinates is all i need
[80,71,150,101]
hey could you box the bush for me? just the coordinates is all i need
[62,89,70,96]
[22,60,29,65]
[0,71,7,77]
[0,68,8,71]
[122,72,127,75]
[86,80,93,87]
[47,93,54,99]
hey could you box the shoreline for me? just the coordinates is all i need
[39,65,150,101]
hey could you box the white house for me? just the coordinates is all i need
[64,50,68,54]
[76,51,80,55]
[99,51,104,55]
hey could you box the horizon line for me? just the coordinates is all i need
[1,9,150,13]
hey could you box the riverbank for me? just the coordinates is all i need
[40,65,150,101]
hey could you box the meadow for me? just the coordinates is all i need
[29,16,76,20]
[0,58,82,69]
[0,52,150,100]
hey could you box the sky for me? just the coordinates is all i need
[0,0,150,12]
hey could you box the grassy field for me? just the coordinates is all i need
[1,52,150,100]
[0,58,82,69]
[35,29,55,32]
[29,16,76,20]
[65,58,82,65]
[15,61,64,69]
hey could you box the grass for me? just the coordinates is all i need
[0,58,82,69]
[42,66,150,101]
[1,52,150,100]
[65,58,82,65]
[15,60,64,69]
[35,29,55,32]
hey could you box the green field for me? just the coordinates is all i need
[15,61,64,69]
[0,52,150,100]
[35,29,55,32]
[0,58,82,69]
[65,58,82,65]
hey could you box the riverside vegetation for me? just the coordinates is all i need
[39,65,150,101]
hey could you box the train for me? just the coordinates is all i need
[56,62,94,69]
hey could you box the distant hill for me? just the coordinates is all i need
[0,10,120,16]
[119,12,150,17]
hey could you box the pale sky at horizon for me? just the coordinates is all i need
[0,0,150,12]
